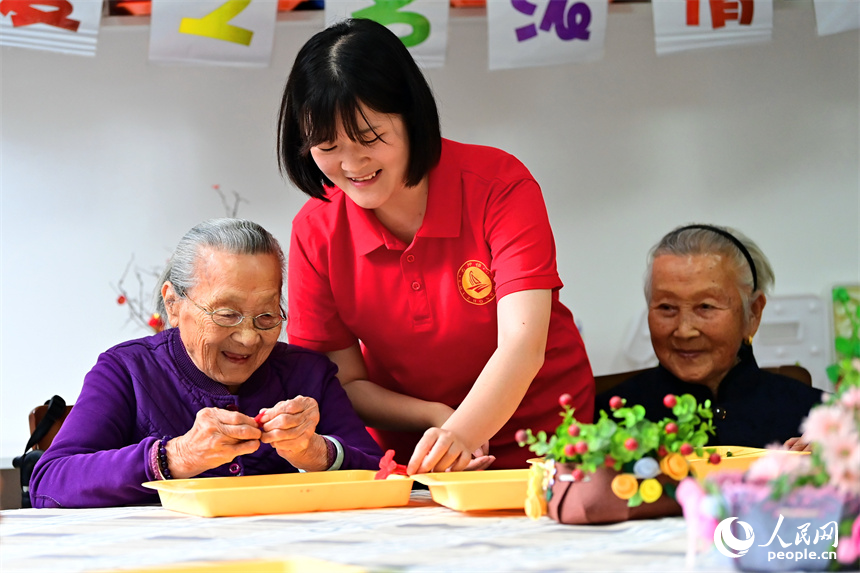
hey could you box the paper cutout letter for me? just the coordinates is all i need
[353,0,430,47]
[513,0,591,42]
[710,0,753,28]
[686,0,754,28]
[540,0,591,40]
[0,0,80,31]
[178,0,254,46]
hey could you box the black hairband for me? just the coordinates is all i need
[674,224,758,291]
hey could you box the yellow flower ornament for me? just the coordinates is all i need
[638,478,663,503]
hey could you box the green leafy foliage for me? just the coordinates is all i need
[517,394,716,471]
[828,287,860,384]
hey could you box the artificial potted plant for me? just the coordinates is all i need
[518,392,717,524]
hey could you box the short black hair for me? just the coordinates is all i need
[277,18,442,201]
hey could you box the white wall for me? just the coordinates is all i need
[1,2,858,459]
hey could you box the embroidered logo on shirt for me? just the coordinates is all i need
[457,260,496,305]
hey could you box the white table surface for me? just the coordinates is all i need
[1,490,738,573]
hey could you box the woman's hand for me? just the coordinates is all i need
[257,396,329,471]
[166,407,262,479]
[408,290,550,474]
[407,429,496,474]
[465,441,496,471]
[784,437,812,451]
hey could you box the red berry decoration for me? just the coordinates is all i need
[575,441,588,454]
[564,443,577,458]
[567,425,581,437]
[657,445,668,458]
[663,394,677,408]
[558,393,574,407]
[624,437,639,451]
[609,396,624,410]
[515,429,528,444]
[571,468,585,481]
[680,443,694,456]
[665,422,678,434]
[709,453,722,465]
[604,454,616,467]
[116,295,127,305]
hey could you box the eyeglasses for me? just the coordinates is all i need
[183,294,285,331]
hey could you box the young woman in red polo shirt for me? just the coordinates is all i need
[277,18,595,473]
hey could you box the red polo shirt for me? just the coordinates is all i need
[288,139,594,468]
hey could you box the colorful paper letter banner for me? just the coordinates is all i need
[148,0,278,66]
[0,0,103,56]
[813,0,859,36]
[487,0,608,70]
[652,0,773,56]
[324,0,449,68]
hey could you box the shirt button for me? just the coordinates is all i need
[225,403,238,411]
[411,281,421,291]
[229,463,241,474]
[406,255,415,263]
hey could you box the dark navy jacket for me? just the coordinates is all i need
[595,345,822,447]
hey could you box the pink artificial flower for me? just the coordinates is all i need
[705,470,745,489]
[840,386,860,411]
[801,405,856,443]
[837,514,860,565]
[746,450,811,483]
[820,431,860,471]
[827,444,860,497]
[676,478,720,541]
[676,477,704,510]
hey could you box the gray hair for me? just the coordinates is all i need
[155,218,285,327]
[644,224,774,322]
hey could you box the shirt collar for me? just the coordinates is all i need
[345,196,388,256]
[419,139,462,239]
[344,139,462,256]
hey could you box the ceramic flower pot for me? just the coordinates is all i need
[718,482,858,572]
[547,463,682,525]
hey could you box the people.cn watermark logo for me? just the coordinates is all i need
[713,514,839,564]
[714,517,756,558]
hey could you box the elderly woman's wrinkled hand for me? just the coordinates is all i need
[167,407,262,479]
[258,396,329,471]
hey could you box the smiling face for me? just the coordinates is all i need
[647,253,765,393]
[163,248,283,392]
[309,107,415,212]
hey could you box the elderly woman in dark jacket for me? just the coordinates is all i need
[595,224,822,447]
[31,219,382,508]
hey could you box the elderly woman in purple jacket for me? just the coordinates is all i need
[30,218,382,508]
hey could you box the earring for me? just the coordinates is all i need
[745,335,754,346]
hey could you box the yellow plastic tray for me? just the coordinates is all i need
[411,469,530,512]
[686,446,809,479]
[142,470,413,517]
